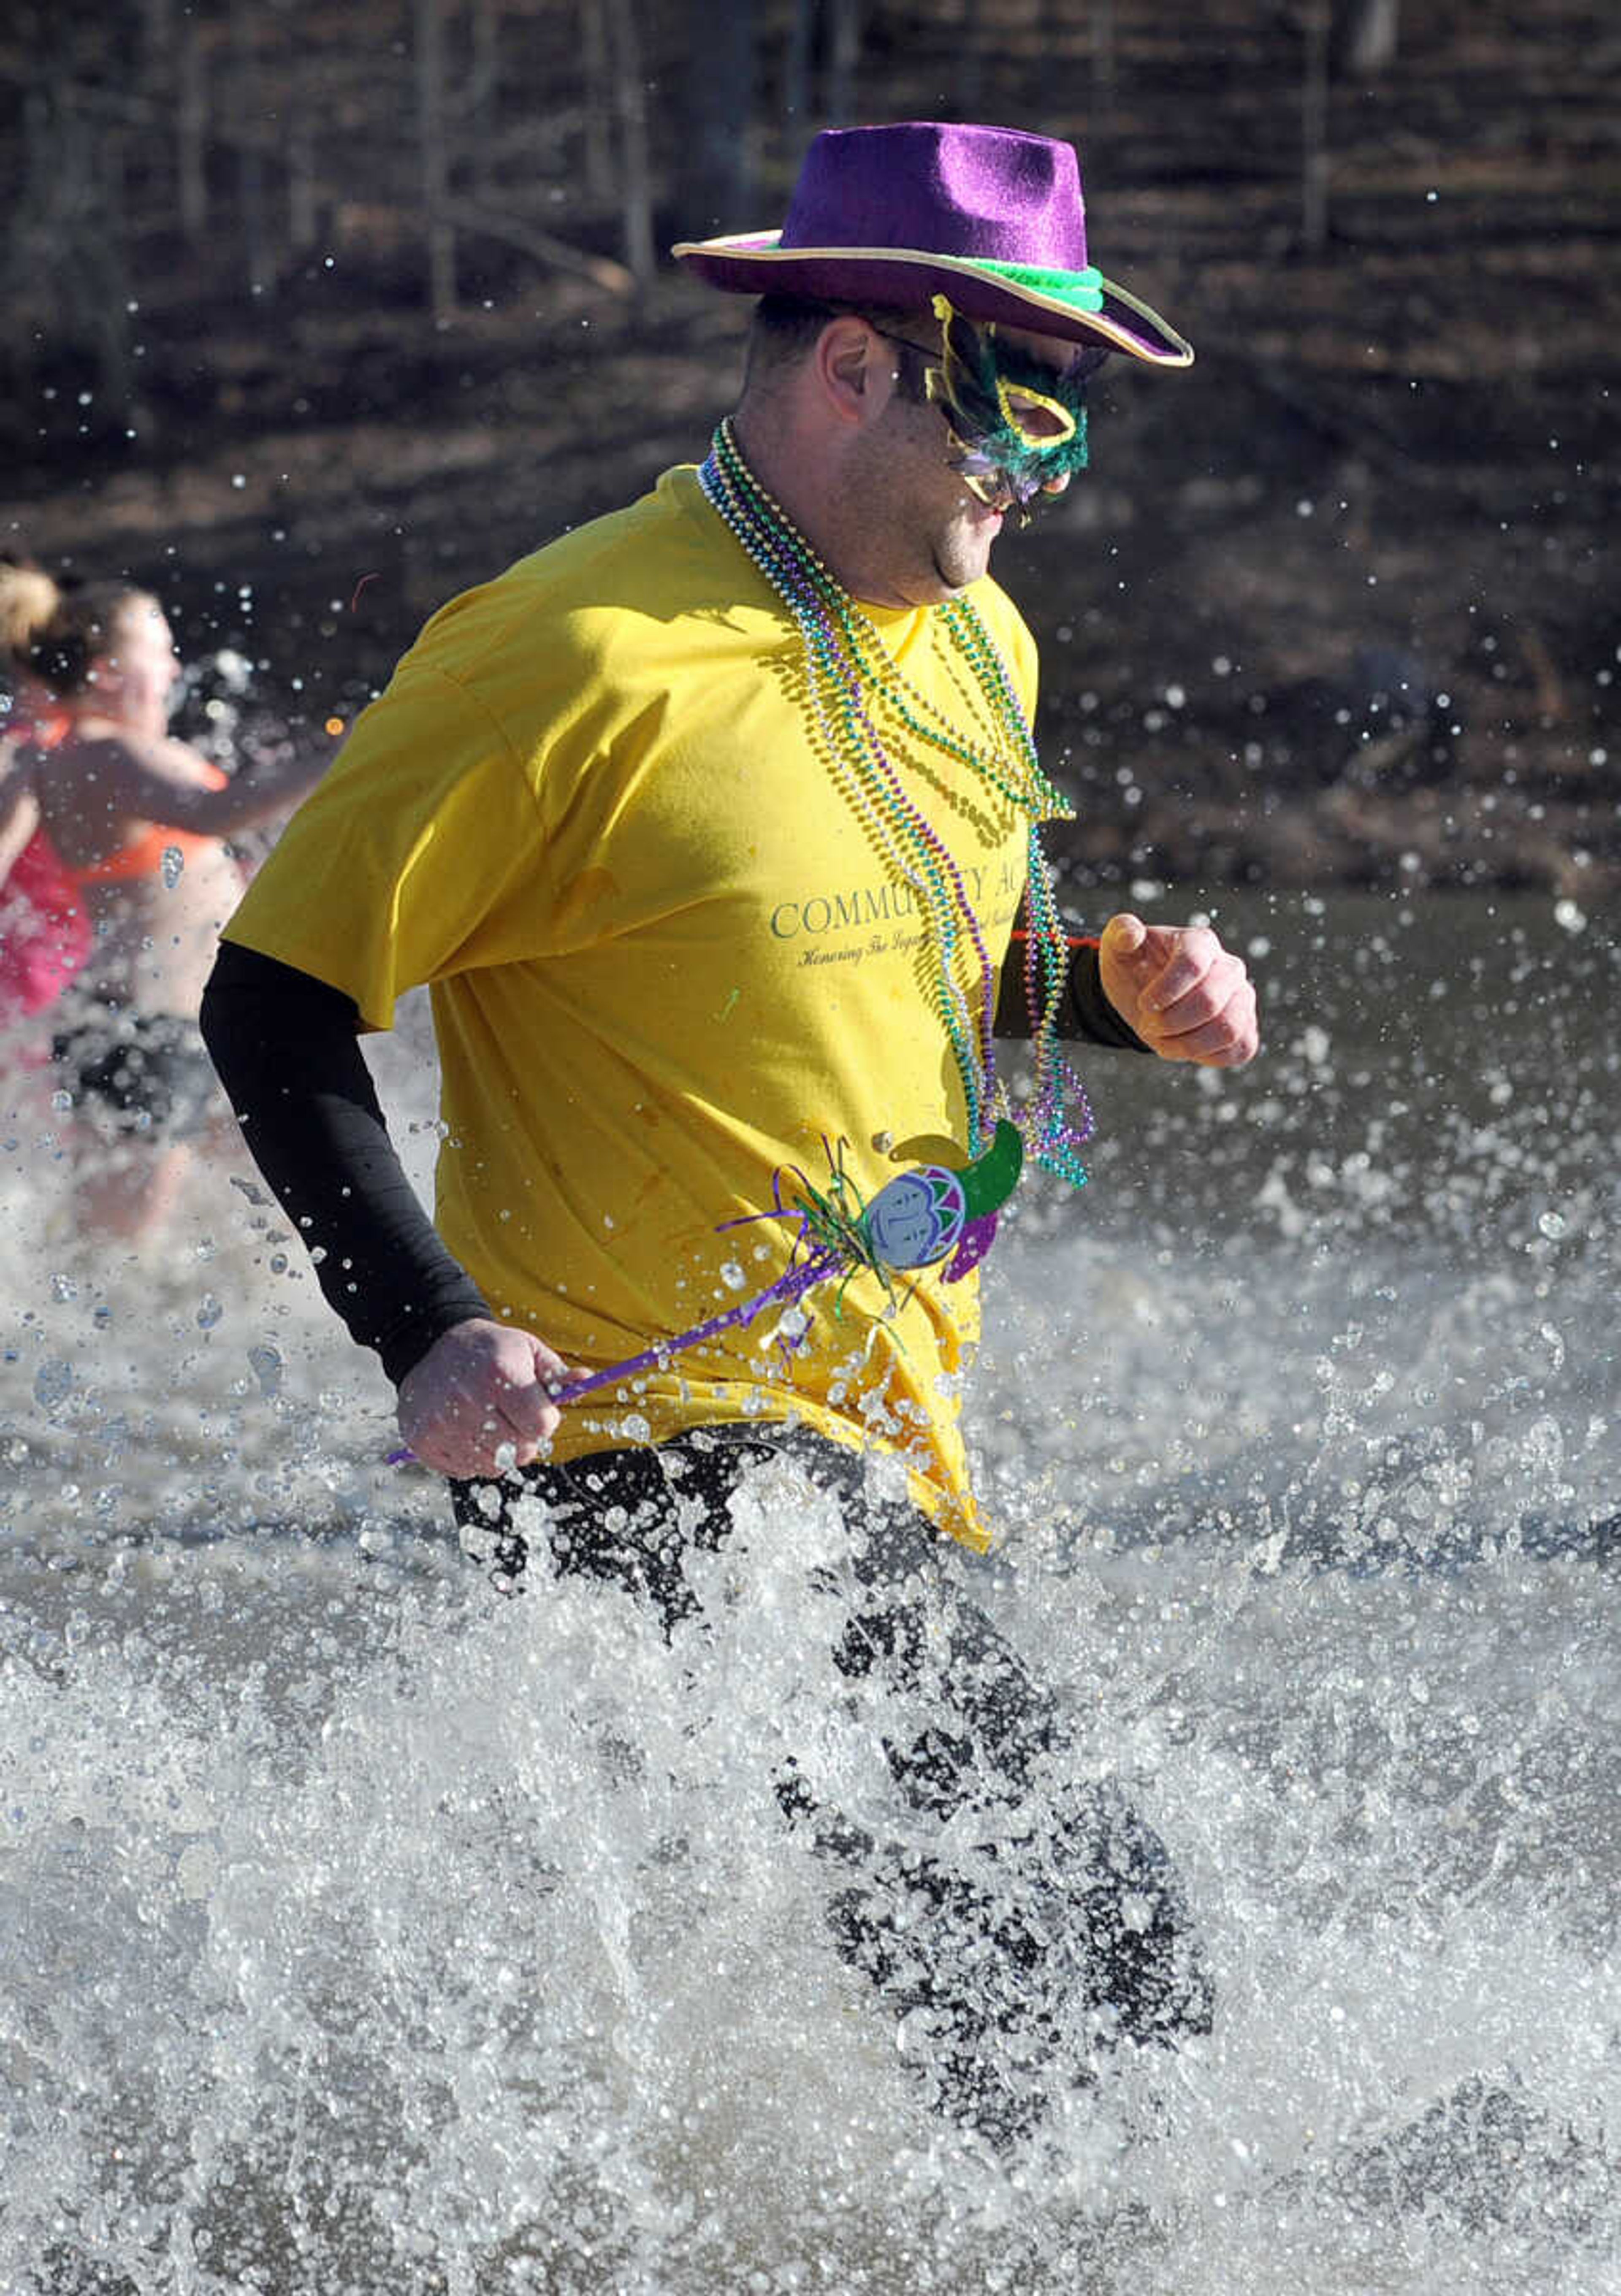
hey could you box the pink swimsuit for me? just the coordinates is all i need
[0,712,90,1029]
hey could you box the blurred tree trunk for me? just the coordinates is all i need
[824,0,861,124]
[140,0,177,231]
[287,49,318,255]
[678,6,756,236]
[141,0,174,95]
[470,0,499,198]
[953,0,983,113]
[1091,0,1117,97]
[1334,0,1399,75]
[230,0,270,294]
[784,0,812,122]
[415,0,458,319]
[580,0,614,200]
[177,12,209,243]
[1301,0,1330,255]
[782,0,864,130]
[603,0,656,282]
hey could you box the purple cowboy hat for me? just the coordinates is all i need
[672,120,1191,367]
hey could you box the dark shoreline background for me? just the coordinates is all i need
[2,0,1613,897]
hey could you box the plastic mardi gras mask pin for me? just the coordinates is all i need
[858,1116,1025,1281]
[924,295,1104,519]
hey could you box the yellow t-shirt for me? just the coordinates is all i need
[225,465,1044,1547]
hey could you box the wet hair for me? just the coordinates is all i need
[0,561,155,698]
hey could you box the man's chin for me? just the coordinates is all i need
[930,504,1004,594]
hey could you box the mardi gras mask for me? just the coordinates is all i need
[876,297,1106,520]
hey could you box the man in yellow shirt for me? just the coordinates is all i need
[203,121,1257,2144]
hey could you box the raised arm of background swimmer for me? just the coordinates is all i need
[0,737,41,883]
[42,728,326,857]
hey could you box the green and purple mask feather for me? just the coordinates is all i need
[924,297,1098,513]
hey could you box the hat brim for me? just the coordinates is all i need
[671,233,1192,367]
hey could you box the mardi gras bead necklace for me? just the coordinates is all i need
[700,416,1090,1185]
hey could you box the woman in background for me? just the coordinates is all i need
[2,568,325,1240]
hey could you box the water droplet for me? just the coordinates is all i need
[196,1294,224,1330]
[160,845,184,890]
[33,1359,73,1409]
[1538,1211,1568,1240]
[247,1344,283,1398]
[719,1261,747,1293]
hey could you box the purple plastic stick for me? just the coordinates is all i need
[385,1245,843,1466]
[547,1249,838,1403]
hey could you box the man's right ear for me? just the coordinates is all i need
[814,317,888,428]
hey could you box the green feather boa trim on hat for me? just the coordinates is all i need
[969,257,1106,311]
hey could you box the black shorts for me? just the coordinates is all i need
[52,1011,217,1143]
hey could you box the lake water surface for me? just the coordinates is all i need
[2,888,1616,2293]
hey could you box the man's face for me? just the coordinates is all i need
[850,313,1100,604]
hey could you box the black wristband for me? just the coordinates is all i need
[995,935,1152,1052]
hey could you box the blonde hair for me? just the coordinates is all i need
[0,562,156,697]
[0,561,60,667]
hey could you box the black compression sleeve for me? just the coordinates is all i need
[995,930,1152,1052]
[199,940,491,1385]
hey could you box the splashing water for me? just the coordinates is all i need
[0,892,1616,2293]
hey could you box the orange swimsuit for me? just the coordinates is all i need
[68,762,229,886]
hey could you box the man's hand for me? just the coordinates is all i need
[1098,912,1260,1067]
[396,1317,572,1478]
